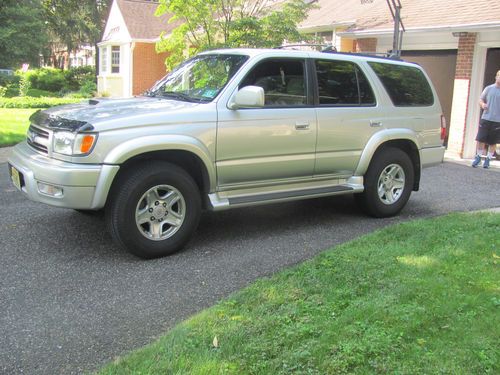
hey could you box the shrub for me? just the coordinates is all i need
[0,97,83,108]
[19,76,31,97]
[64,66,96,91]
[23,68,66,92]
[0,86,6,98]
[0,73,18,87]
[78,79,97,97]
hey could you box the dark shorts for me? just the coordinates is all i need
[476,119,500,145]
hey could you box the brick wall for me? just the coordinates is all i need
[447,33,477,157]
[132,43,169,95]
[354,38,377,53]
[454,33,476,79]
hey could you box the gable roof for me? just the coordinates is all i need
[301,0,500,34]
[116,0,178,40]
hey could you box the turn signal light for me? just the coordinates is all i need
[80,135,96,153]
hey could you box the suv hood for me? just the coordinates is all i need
[31,97,202,132]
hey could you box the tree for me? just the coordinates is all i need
[42,0,111,70]
[0,0,50,69]
[156,0,315,69]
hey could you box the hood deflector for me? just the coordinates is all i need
[29,110,94,132]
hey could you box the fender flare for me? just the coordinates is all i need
[354,128,420,176]
[103,134,216,189]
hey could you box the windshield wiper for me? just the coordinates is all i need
[159,91,211,103]
[159,91,196,102]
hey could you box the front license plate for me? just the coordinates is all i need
[10,166,21,191]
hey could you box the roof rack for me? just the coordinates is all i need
[274,44,402,61]
[275,44,337,53]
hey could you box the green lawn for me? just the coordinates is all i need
[0,108,39,146]
[99,213,499,374]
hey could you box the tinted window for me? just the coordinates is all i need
[315,60,375,106]
[240,59,306,107]
[368,62,434,106]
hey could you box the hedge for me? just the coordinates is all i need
[0,97,84,108]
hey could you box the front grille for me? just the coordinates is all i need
[27,125,50,154]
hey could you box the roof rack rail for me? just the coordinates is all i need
[274,44,337,53]
[330,51,402,60]
[274,44,402,61]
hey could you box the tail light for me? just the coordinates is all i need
[440,114,447,142]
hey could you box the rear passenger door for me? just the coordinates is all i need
[313,59,383,177]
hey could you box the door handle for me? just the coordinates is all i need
[370,121,383,127]
[295,122,310,130]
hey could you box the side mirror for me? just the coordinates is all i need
[228,86,265,109]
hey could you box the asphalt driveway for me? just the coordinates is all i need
[1,161,499,374]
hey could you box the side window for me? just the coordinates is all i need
[240,59,306,107]
[111,46,120,73]
[368,62,434,106]
[315,60,375,106]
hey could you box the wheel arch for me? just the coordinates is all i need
[105,149,214,209]
[355,130,421,191]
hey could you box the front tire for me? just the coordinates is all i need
[356,147,414,218]
[106,161,201,259]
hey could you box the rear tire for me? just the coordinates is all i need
[355,147,414,218]
[106,161,201,259]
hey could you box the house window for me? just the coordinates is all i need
[101,47,108,73]
[111,46,120,73]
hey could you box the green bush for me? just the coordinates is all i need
[0,96,83,108]
[0,73,18,87]
[0,86,6,97]
[19,75,31,97]
[23,67,66,92]
[64,66,96,91]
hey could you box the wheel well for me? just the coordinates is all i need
[374,140,421,191]
[107,150,211,207]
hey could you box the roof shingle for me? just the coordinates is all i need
[117,0,178,40]
[301,0,500,33]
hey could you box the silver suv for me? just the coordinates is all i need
[8,49,445,258]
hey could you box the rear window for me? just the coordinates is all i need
[368,62,434,106]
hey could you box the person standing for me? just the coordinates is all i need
[472,70,500,168]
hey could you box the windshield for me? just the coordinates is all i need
[146,54,249,102]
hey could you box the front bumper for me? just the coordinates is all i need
[7,142,119,209]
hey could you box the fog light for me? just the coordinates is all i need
[37,182,63,197]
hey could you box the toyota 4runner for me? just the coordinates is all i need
[8,48,446,258]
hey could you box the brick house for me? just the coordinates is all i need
[300,0,500,158]
[97,0,177,97]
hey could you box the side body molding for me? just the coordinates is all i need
[103,134,217,189]
[354,128,420,176]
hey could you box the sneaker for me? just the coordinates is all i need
[483,157,490,169]
[472,155,481,168]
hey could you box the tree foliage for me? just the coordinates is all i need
[0,0,50,68]
[156,0,315,69]
[42,0,111,69]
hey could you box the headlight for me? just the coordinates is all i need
[53,132,98,156]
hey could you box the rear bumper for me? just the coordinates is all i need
[421,146,445,168]
[7,142,118,209]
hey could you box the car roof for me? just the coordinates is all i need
[199,48,419,67]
